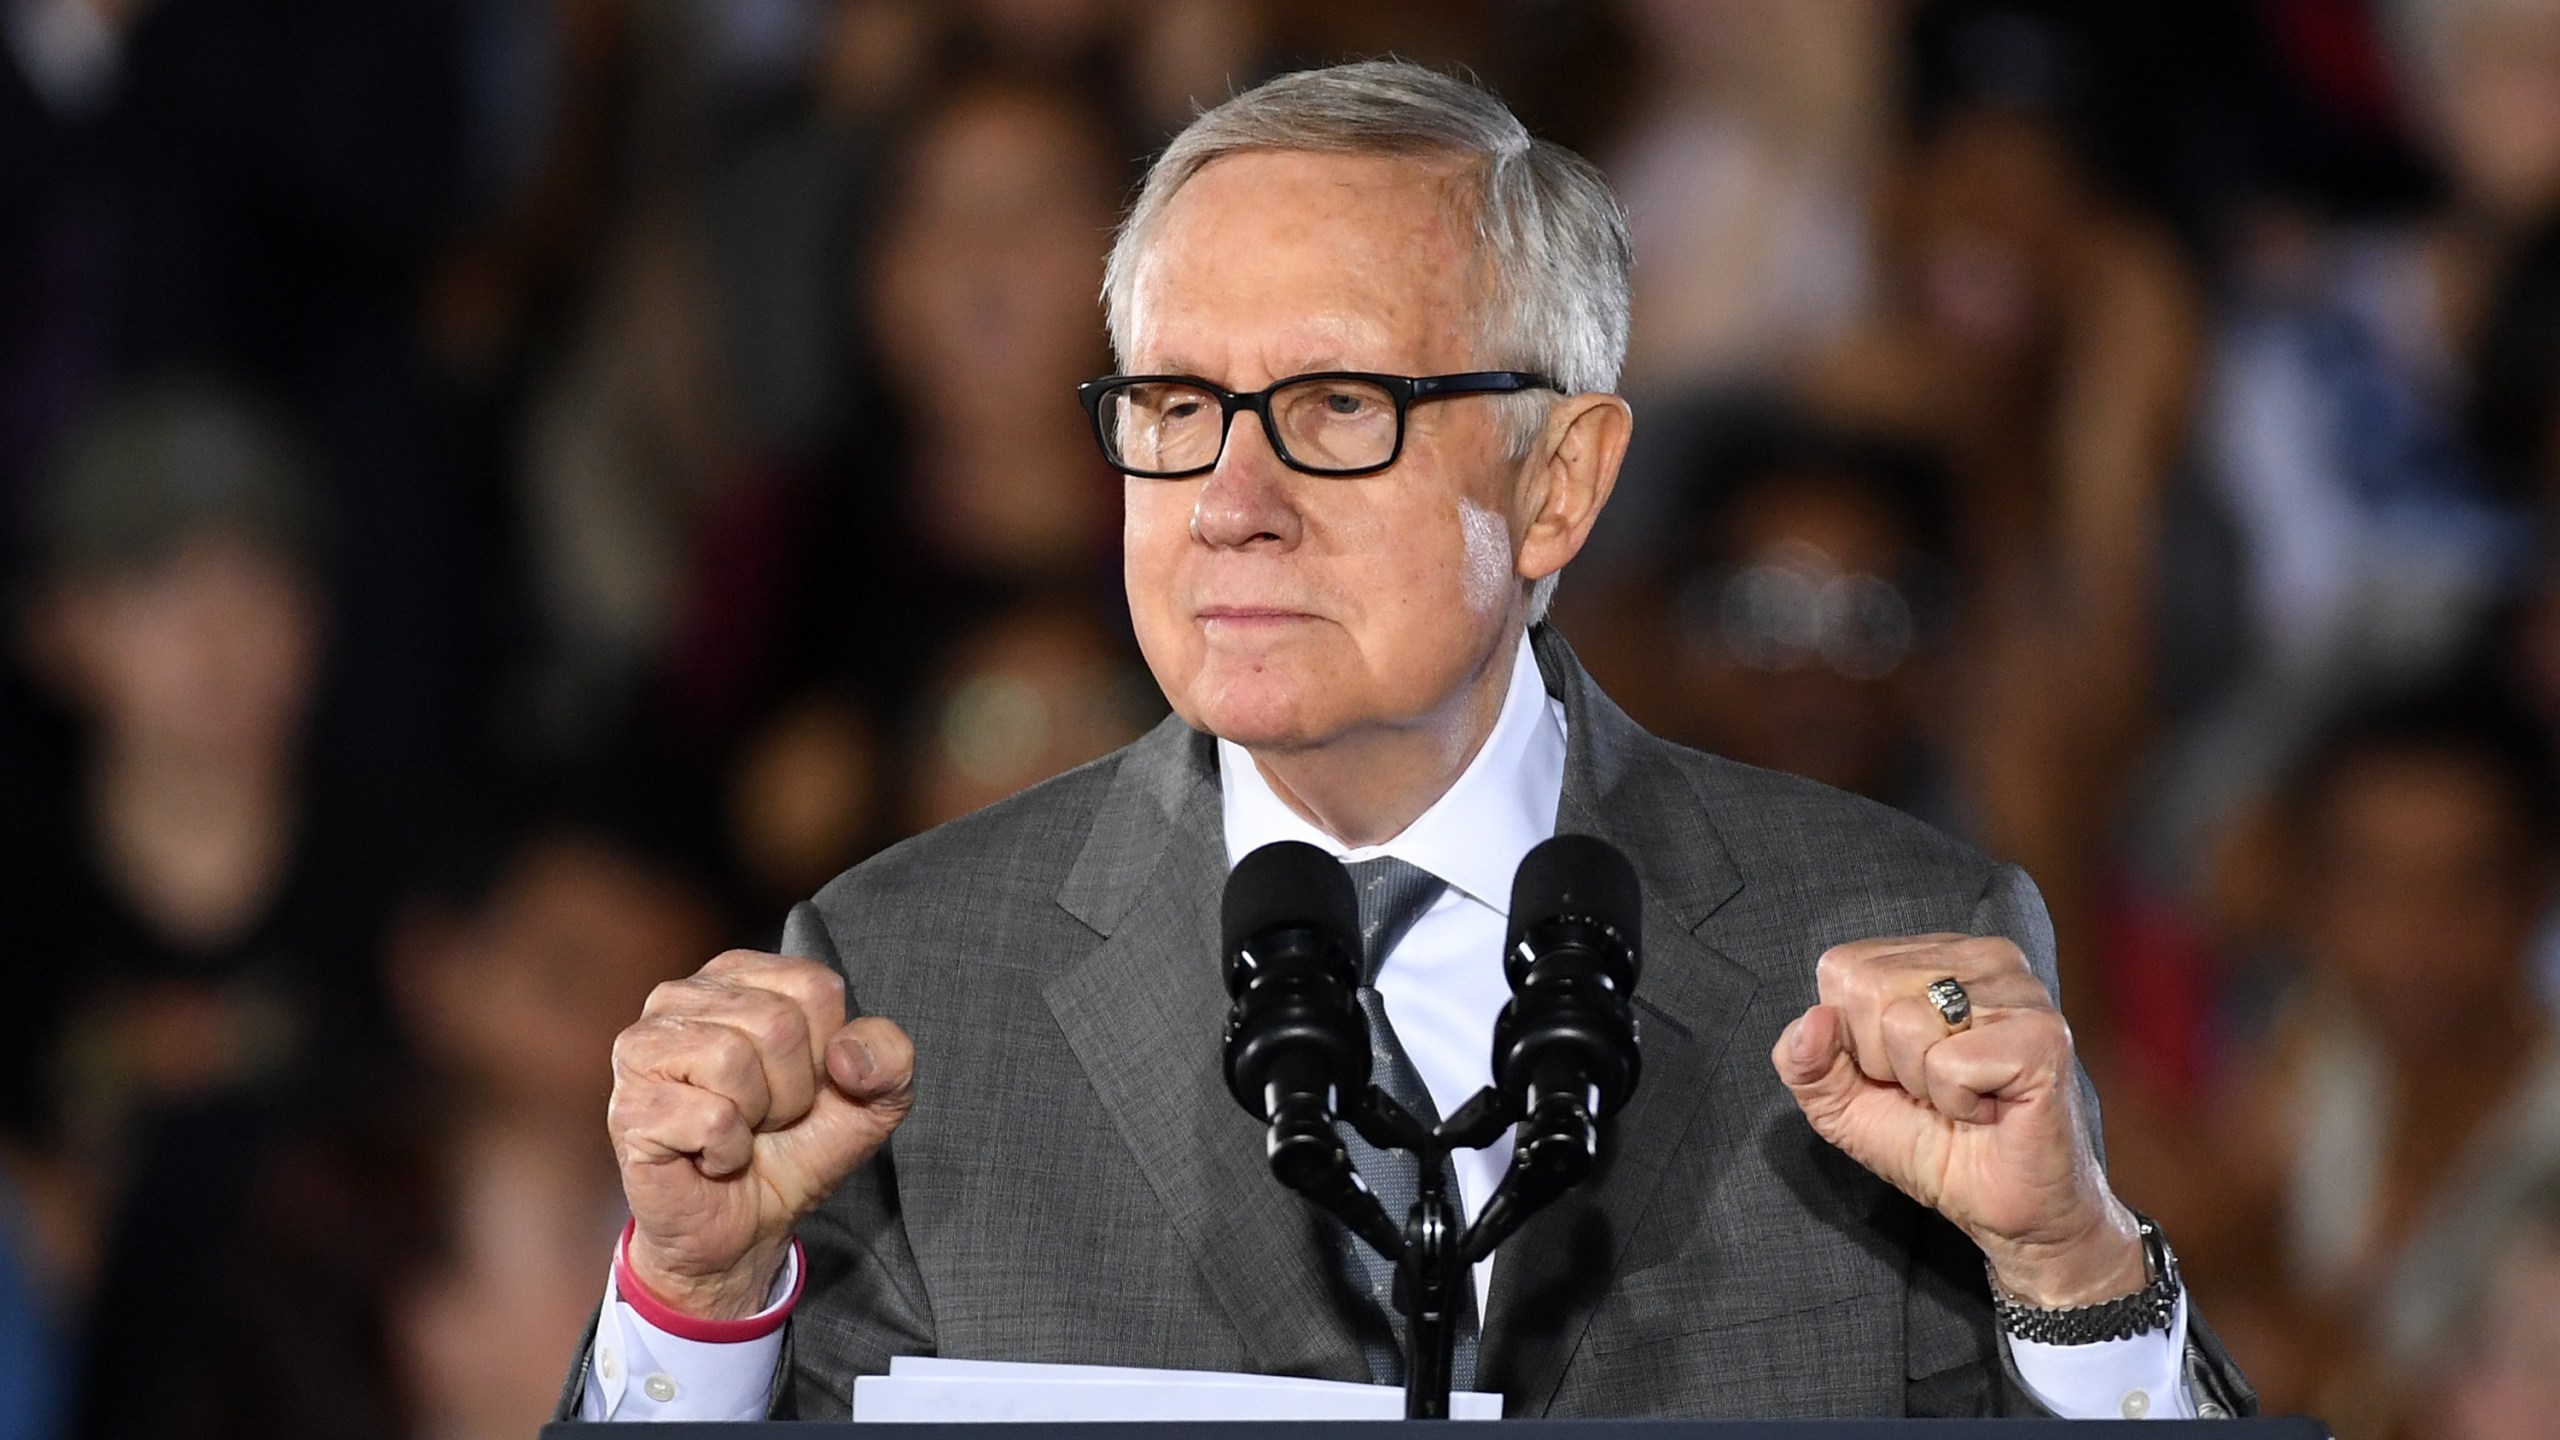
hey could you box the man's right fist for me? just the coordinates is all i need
[607,950,916,1320]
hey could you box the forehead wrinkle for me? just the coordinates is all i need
[1133,327,1393,391]
[1126,151,1491,377]
[1149,315,1376,385]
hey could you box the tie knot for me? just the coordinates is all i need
[1341,856,1446,982]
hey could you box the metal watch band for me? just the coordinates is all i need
[1989,1212,2181,1345]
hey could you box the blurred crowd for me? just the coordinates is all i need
[3,1,2559,1437]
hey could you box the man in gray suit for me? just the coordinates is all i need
[571,62,2254,1422]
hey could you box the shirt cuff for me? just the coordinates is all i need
[2007,1291,2197,1419]
[579,1227,799,1421]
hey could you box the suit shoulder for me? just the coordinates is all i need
[1655,739,1998,897]
[809,745,1126,922]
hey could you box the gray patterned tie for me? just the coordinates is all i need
[1337,856,1481,1390]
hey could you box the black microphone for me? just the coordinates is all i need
[1219,841,1377,1200]
[1479,833,1642,1239]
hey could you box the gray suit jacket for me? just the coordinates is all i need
[567,627,2254,1420]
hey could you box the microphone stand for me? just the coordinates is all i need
[1230,834,1641,1421]
[1258,1078,1605,1418]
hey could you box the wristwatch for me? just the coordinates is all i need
[1990,1211,2181,1345]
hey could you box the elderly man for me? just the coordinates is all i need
[567,63,2253,1421]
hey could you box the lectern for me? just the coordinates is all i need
[542,1421,2327,1438]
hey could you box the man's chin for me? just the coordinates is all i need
[1176,677,1340,754]
[1192,707,1328,754]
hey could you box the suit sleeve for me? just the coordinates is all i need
[1937,864,2260,1419]
[767,899,941,1419]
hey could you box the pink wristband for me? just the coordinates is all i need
[614,1220,805,1344]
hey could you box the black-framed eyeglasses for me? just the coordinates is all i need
[1076,370,1560,479]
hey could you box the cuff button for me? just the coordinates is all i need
[2120,1389,2152,1419]
[644,1374,679,1404]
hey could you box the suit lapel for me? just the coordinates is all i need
[1043,718,1372,1382]
[1039,631,1767,1404]
[1479,629,1762,1414]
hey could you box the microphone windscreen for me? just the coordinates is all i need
[1222,840,1360,958]
[1506,833,1641,954]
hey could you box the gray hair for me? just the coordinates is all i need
[1102,61,1632,622]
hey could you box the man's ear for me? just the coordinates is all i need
[1515,392,1634,587]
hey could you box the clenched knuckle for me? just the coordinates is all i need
[654,1017,750,1092]
[699,1020,762,1078]
[774,956,841,997]
[2042,1017,2077,1067]
[1814,947,1859,999]
[743,995,806,1060]
[613,1015,681,1068]
[2013,1011,2071,1066]
[698,1093,743,1136]
[643,978,703,1016]
[608,1079,675,1138]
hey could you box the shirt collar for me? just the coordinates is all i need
[1217,632,1565,916]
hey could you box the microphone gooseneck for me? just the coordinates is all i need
[1218,841,1400,1253]
[1470,833,1644,1259]
[1215,832,1645,1418]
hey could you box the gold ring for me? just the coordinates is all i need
[1925,977,1972,1032]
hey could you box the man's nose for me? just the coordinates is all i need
[1189,406,1302,549]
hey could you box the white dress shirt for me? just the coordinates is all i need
[586,632,2191,1420]
[1215,626,1567,1323]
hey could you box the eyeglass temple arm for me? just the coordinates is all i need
[1409,372,1559,398]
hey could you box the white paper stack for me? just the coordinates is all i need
[851,1357,1503,1422]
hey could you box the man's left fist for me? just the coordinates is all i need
[1771,933,2144,1308]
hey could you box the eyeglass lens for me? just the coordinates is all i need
[1099,377,1401,474]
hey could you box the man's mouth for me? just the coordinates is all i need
[1197,606,1313,621]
